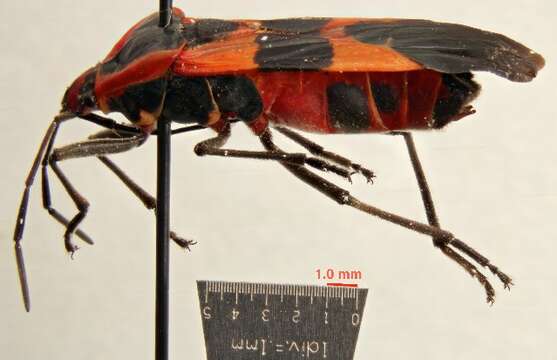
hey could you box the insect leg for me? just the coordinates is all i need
[89,130,196,250]
[97,156,195,249]
[79,113,207,137]
[14,123,52,311]
[14,116,202,311]
[13,112,83,311]
[275,126,375,183]
[259,129,497,303]
[79,113,143,136]
[195,123,353,181]
[40,122,94,247]
[398,132,512,289]
[47,134,145,254]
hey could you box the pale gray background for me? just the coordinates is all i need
[1,0,555,359]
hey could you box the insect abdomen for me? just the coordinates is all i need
[253,70,480,133]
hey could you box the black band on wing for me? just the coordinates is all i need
[345,20,544,82]
[254,18,334,70]
[255,33,333,70]
[182,19,240,47]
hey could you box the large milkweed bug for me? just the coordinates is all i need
[13,7,544,311]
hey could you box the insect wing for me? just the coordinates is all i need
[174,17,544,81]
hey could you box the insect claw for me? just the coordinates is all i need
[68,247,79,260]
[484,283,496,305]
[364,173,375,184]
[64,234,80,257]
[351,164,375,184]
[185,241,198,251]
[501,277,514,290]
[170,231,197,251]
[486,265,514,290]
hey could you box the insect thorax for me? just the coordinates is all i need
[104,74,263,127]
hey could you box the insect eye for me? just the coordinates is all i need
[80,94,96,109]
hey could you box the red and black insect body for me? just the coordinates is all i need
[14,7,544,310]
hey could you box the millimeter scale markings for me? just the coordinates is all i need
[197,281,368,360]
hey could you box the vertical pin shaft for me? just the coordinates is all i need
[156,117,171,360]
[159,0,173,28]
[156,2,172,360]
